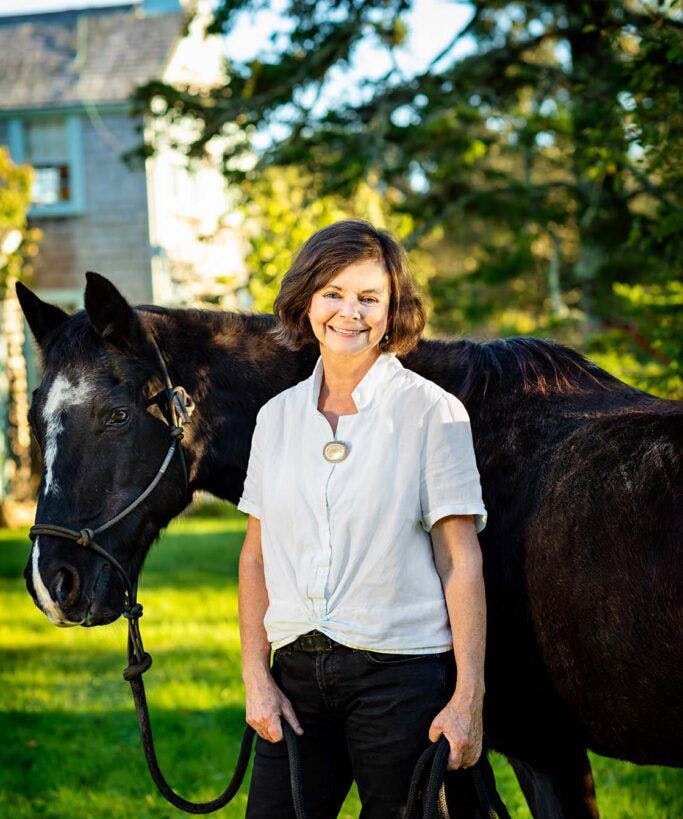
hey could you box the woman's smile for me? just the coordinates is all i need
[328,325,368,337]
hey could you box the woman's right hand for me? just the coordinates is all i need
[244,668,304,743]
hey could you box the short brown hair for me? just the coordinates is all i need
[270,219,425,355]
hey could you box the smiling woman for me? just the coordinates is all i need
[237,219,491,818]
[307,258,390,357]
[270,219,425,357]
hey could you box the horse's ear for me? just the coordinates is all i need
[84,271,145,353]
[15,281,69,347]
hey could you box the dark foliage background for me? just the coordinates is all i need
[131,0,682,397]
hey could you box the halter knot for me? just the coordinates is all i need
[77,528,94,548]
[122,651,152,681]
[169,385,195,423]
[123,602,144,620]
[169,425,184,439]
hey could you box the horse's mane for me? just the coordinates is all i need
[41,305,277,369]
[44,305,638,401]
[137,304,276,335]
[453,336,634,401]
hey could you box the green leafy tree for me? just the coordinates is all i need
[132,0,683,396]
[0,147,37,297]
[0,148,41,519]
[236,166,433,312]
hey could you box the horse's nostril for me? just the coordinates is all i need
[52,566,79,607]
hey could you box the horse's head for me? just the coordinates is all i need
[17,272,194,627]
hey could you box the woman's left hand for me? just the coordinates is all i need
[428,694,483,770]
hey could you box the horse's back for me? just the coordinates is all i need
[525,403,683,765]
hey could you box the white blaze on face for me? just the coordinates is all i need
[31,538,76,627]
[31,372,94,626]
[41,373,94,497]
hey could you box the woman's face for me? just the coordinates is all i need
[307,258,391,358]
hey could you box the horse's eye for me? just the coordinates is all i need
[106,408,129,426]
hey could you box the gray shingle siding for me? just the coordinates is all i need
[0,4,229,306]
[31,112,153,303]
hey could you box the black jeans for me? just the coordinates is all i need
[245,637,456,819]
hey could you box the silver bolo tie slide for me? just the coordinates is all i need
[322,440,350,463]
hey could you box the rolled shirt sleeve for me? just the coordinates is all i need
[419,393,487,534]
[236,405,268,519]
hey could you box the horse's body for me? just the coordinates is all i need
[17,274,682,819]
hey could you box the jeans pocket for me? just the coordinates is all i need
[362,650,439,665]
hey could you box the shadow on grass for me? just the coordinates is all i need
[3,516,682,818]
[2,703,252,801]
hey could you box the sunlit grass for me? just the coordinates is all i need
[1,509,681,818]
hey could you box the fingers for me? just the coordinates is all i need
[247,698,303,743]
[446,741,482,770]
[267,714,284,743]
[280,698,304,736]
[430,722,465,769]
[447,742,464,771]
[430,709,483,769]
[245,671,304,743]
[248,713,283,743]
[428,716,444,743]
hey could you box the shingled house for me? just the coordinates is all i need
[0,0,246,518]
[0,0,245,311]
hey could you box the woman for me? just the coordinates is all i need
[237,219,488,819]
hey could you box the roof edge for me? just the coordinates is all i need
[0,4,138,27]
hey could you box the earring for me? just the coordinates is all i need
[380,333,389,350]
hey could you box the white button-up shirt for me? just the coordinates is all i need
[237,351,487,653]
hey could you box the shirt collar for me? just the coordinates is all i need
[308,351,401,412]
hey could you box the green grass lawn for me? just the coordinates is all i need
[1,506,681,818]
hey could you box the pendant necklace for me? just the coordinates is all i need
[322,439,350,463]
[319,379,351,463]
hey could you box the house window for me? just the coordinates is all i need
[7,116,85,217]
[25,120,71,205]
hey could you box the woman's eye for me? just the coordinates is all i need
[323,293,377,303]
[106,409,129,426]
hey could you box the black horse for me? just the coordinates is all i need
[16,272,682,819]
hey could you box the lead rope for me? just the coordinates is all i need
[28,336,508,817]
[403,735,511,819]
[27,335,264,813]
[30,499,509,818]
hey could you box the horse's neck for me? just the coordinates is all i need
[153,310,315,502]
